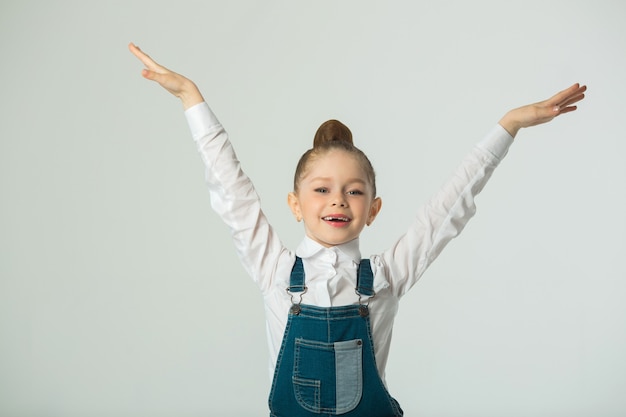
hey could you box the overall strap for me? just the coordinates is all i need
[288,256,306,293]
[356,259,375,297]
[289,256,375,296]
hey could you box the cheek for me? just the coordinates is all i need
[299,196,320,213]
[353,202,369,217]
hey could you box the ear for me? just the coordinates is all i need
[366,197,382,226]
[287,192,302,222]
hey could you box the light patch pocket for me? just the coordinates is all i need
[292,338,363,414]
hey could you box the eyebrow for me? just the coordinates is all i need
[308,177,367,185]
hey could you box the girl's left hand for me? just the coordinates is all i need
[499,83,587,137]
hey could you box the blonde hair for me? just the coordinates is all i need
[293,120,377,196]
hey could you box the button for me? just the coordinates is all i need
[290,305,302,315]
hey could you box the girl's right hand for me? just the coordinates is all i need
[128,42,204,110]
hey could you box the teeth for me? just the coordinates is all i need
[323,216,349,222]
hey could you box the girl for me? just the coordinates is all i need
[129,43,586,416]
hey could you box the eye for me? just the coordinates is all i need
[314,187,329,193]
[347,189,364,196]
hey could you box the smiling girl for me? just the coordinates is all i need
[129,43,586,416]
[288,124,382,248]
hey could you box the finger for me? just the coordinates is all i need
[128,42,150,62]
[558,92,585,109]
[552,84,586,107]
[128,42,165,72]
[548,83,580,106]
[557,86,586,108]
[141,68,154,80]
[141,68,166,84]
[556,105,578,116]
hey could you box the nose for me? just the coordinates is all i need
[331,193,348,207]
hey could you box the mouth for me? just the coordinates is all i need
[322,215,351,224]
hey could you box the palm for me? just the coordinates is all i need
[500,83,587,136]
[129,43,203,109]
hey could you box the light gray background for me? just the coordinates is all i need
[1,1,624,416]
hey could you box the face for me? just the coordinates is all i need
[288,149,382,247]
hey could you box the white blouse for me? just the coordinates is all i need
[185,102,514,383]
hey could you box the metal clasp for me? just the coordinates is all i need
[356,289,375,317]
[286,286,308,315]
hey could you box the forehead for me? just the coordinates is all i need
[303,149,367,178]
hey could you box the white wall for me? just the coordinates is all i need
[1,1,625,416]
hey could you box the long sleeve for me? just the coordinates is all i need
[376,124,514,297]
[183,106,515,380]
[185,103,287,293]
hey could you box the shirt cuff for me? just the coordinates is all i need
[184,102,222,141]
[477,124,514,160]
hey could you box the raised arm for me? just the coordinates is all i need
[380,83,587,296]
[128,42,204,110]
[499,83,587,138]
[128,42,289,293]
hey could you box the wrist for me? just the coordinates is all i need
[498,111,522,138]
[178,80,204,110]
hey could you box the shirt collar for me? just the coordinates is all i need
[296,236,362,264]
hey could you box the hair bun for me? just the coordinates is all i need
[313,119,353,148]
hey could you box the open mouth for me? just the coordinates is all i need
[322,216,351,223]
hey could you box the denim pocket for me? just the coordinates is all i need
[293,338,363,414]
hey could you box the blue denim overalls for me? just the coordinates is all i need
[268,257,403,417]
